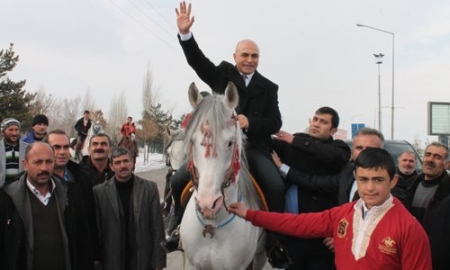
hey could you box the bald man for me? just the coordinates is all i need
[168,2,287,268]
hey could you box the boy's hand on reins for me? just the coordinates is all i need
[228,202,249,218]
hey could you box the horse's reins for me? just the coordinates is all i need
[187,113,241,237]
[187,113,240,210]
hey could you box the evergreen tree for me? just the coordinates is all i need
[137,103,173,153]
[0,43,34,129]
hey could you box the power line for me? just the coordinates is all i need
[126,0,175,41]
[108,0,180,54]
[142,0,178,31]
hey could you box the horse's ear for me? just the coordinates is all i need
[188,82,202,109]
[163,124,172,138]
[223,82,239,109]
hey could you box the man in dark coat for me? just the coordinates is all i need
[271,106,350,270]
[79,133,114,187]
[73,110,92,154]
[43,129,100,262]
[407,142,450,269]
[168,2,286,267]
[94,147,166,270]
[407,142,450,235]
[0,142,93,270]
[280,128,408,207]
[430,196,450,270]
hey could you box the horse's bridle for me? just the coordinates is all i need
[187,113,241,212]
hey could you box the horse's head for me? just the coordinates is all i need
[92,121,103,135]
[164,125,186,171]
[185,82,241,220]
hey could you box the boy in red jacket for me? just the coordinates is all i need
[229,147,432,270]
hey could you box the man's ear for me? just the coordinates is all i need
[22,158,28,171]
[330,127,337,136]
[390,174,399,189]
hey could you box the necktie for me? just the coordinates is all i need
[242,75,248,87]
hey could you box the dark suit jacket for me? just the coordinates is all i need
[93,175,166,269]
[272,134,350,257]
[0,175,94,270]
[74,117,92,137]
[179,34,282,154]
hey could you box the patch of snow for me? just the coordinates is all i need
[134,152,167,173]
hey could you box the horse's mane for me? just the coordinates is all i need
[184,94,261,210]
[164,128,185,153]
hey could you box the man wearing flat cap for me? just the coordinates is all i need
[0,118,29,186]
[21,114,49,144]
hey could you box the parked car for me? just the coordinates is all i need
[344,139,423,173]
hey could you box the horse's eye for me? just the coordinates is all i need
[227,141,233,148]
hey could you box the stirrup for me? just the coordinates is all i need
[267,243,292,269]
[160,228,183,253]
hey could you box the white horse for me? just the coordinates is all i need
[161,125,188,218]
[164,125,187,172]
[70,121,104,162]
[180,82,266,270]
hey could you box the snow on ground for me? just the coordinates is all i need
[134,152,166,173]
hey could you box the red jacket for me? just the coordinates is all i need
[246,197,432,270]
[120,122,136,137]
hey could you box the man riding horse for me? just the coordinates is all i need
[120,116,136,141]
[118,116,138,170]
[162,3,289,268]
[72,110,92,157]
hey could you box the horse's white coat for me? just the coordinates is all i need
[180,82,266,270]
[70,121,104,162]
[164,127,186,171]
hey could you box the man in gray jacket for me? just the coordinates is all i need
[0,118,28,186]
[93,147,166,270]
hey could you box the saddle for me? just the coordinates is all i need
[180,174,269,211]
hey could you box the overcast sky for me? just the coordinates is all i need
[3,0,449,145]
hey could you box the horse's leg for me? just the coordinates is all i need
[252,230,267,270]
[162,169,173,214]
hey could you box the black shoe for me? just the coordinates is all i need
[160,232,181,253]
[267,244,292,269]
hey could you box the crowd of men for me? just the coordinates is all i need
[1,1,450,269]
[0,115,166,270]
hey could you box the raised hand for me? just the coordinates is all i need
[175,1,195,34]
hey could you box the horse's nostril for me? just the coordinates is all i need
[212,196,222,209]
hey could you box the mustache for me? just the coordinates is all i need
[37,172,50,177]
[425,162,436,168]
[93,149,106,153]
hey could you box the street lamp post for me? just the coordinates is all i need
[356,24,395,139]
[374,53,384,132]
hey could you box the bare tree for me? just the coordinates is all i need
[82,87,96,112]
[106,90,128,144]
[48,96,82,137]
[142,66,155,114]
[29,86,56,116]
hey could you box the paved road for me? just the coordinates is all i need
[136,166,274,270]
